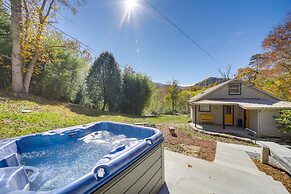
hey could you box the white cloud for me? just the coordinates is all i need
[234,30,247,36]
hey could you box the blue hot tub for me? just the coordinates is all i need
[0,122,164,194]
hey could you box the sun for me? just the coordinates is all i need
[126,0,137,11]
[120,0,142,25]
[123,0,139,21]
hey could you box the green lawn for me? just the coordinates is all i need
[0,92,189,139]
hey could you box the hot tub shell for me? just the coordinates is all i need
[0,122,164,194]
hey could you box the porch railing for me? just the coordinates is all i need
[245,128,257,143]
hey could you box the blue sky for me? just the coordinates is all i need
[56,0,291,85]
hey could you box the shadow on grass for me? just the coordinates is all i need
[0,89,63,106]
[67,103,161,119]
[0,89,163,119]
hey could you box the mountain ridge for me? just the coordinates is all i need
[155,77,228,89]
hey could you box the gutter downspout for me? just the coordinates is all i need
[257,110,261,137]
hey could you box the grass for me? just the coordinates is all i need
[0,91,188,139]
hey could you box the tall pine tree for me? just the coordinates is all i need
[87,52,121,111]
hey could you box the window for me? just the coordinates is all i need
[224,105,232,114]
[228,83,241,95]
[199,105,211,112]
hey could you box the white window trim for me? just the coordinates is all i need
[228,83,241,95]
[199,105,211,112]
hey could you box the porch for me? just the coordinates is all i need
[190,123,256,139]
[191,103,252,129]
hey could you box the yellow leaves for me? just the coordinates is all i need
[3,64,11,69]
[19,0,55,69]
[51,57,64,64]
[22,66,28,73]
[33,63,42,75]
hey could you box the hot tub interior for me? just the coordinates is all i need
[19,131,141,191]
[0,122,163,194]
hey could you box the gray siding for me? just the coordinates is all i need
[95,144,164,194]
[259,110,284,137]
[201,81,278,101]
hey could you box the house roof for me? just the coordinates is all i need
[189,80,232,103]
[188,79,282,103]
[191,98,291,110]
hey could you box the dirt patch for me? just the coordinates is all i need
[157,124,216,161]
[253,160,291,193]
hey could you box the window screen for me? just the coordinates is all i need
[199,105,211,112]
[228,83,241,95]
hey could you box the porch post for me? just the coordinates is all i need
[194,105,197,127]
[232,105,234,126]
[243,109,246,128]
[222,105,225,129]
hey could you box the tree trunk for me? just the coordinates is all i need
[172,100,174,112]
[23,55,40,94]
[23,68,32,94]
[10,0,23,94]
[102,98,106,111]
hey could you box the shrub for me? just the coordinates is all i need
[274,110,291,133]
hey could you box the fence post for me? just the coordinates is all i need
[260,146,270,164]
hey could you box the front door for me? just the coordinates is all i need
[224,105,233,126]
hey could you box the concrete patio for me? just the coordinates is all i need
[190,123,256,139]
[159,142,288,194]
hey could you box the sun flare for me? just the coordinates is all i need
[126,0,137,11]
[120,0,142,25]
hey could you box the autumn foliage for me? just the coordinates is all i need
[236,14,291,101]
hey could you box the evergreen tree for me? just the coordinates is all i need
[87,52,121,111]
[121,65,153,115]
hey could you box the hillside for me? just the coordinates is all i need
[155,77,227,90]
[0,91,188,139]
[154,82,170,89]
[195,77,228,87]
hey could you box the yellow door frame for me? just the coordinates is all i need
[224,105,233,126]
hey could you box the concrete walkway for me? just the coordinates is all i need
[159,142,288,194]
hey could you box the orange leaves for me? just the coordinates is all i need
[236,14,291,101]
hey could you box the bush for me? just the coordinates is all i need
[274,110,291,133]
